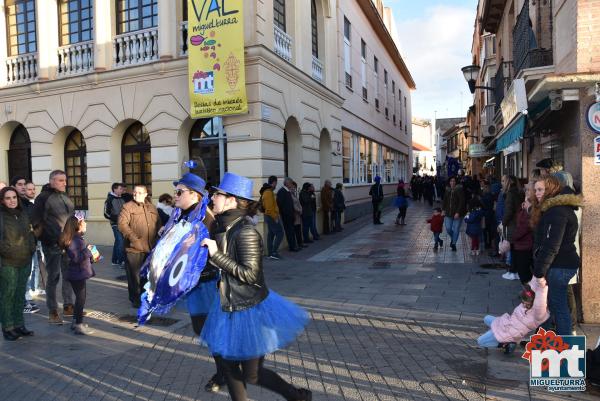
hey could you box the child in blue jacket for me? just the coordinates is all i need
[464,199,484,255]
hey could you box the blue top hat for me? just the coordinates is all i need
[173,173,208,197]
[212,172,254,201]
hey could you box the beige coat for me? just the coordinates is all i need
[118,200,162,254]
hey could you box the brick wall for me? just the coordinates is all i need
[577,0,600,72]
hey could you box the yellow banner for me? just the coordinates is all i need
[188,0,247,118]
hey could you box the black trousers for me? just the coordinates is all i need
[190,314,224,382]
[69,279,86,324]
[372,202,382,223]
[281,218,297,250]
[125,252,148,306]
[293,224,304,246]
[512,249,533,284]
[217,356,300,401]
[396,207,407,221]
[322,210,331,234]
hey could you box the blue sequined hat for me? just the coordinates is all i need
[212,172,254,201]
[173,173,208,197]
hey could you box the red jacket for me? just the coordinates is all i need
[513,208,533,251]
[427,214,444,233]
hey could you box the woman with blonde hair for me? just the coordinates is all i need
[530,175,582,335]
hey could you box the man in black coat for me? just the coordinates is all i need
[369,176,384,224]
[276,178,299,251]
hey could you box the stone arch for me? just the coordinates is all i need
[319,128,332,183]
[0,121,25,183]
[284,117,302,183]
[52,126,80,171]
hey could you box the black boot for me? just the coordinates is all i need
[289,388,312,401]
[15,326,34,336]
[204,373,226,393]
[2,329,22,341]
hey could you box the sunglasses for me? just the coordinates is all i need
[174,188,193,197]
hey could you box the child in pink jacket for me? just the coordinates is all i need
[477,277,549,353]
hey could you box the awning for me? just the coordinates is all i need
[496,115,526,153]
[412,142,432,152]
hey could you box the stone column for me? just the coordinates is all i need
[158,0,177,60]
[94,0,113,71]
[0,0,7,86]
[580,91,600,323]
[35,0,59,80]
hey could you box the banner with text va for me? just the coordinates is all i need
[188,0,247,118]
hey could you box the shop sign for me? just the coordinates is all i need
[595,136,600,165]
[501,78,527,125]
[188,0,248,118]
[502,140,521,156]
[587,102,600,134]
[468,144,491,158]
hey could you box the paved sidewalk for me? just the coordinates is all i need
[0,203,598,400]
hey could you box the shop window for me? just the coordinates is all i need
[116,0,157,34]
[8,124,32,181]
[64,130,88,210]
[189,117,227,189]
[59,0,93,45]
[342,130,351,183]
[6,0,36,56]
[122,121,152,195]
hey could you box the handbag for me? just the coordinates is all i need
[499,226,511,255]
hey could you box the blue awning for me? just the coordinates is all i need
[496,115,526,153]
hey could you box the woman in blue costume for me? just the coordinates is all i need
[200,173,312,401]
[168,172,225,392]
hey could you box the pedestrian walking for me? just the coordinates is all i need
[369,176,384,224]
[0,186,36,341]
[259,176,284,259]
[321,180,333,234]
[442,176,466,251]
[477,278,549,354]
[290,182,306,247]
[276,178,299,252]
[395,180,408,225]
[332,183,346,232]
[104,183,127,267]
[427,207,444,251]
[169,172,224,393]
[156,193,174,225]
[464,199,484,256]
[118,185,161,308]
[530,175,582,336]
[59,213,96,335]
[31,170,75,324]
[299,183,319,243]
[200,172,312,401]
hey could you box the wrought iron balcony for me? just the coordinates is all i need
[513,0,553,76]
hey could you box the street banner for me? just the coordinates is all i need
[188,0,247,118]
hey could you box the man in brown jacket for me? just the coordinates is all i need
[321,180,334,235]
[118,185,161,308]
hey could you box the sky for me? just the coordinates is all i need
[388,0,479,122]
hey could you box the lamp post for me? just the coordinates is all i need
[461,65,495,94]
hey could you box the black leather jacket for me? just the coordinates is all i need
[211,209,269,312]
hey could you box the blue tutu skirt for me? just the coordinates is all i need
[185,278,218,316]
[200,290,309,360]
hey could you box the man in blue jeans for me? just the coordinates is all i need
[104,183,127,267]
[259,176,284,259]
[442,176,466,251]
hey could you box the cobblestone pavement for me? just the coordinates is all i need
[0,202,598,401]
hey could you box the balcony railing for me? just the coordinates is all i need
[513,0,553,75]
[114,27,159,67]
[493,61,513,111]
[57,41,94,77]
[311,56,323,82]
[180,21,188,56]
[273,25,292,62]
[6,53,38,85]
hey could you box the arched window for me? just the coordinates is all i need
[122,122,152,195]
[311,0,318,58]
[189,117,226,189]
[8,124,32,181]
[64,130,88,209]
[116,0,157,34]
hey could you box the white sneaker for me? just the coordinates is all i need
[475,250,480,256]
[502,272,513,280]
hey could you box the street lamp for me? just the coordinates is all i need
[461,65,495,94]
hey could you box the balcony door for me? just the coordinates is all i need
[116,0,158,34]
[6,0,37,56]
[59,0,93,45]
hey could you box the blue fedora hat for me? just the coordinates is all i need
[173,173,208,197]
[212,172,254,201]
